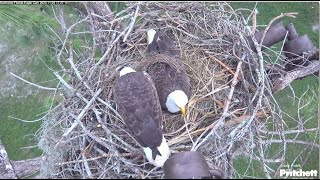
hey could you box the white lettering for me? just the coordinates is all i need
[305,171,310,176]
[279,169,318,177]
[280,169,286,176]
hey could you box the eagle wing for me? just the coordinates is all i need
[144,31,191,109]
[114,71,163,148]
[147,58,191,109]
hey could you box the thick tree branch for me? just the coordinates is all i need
[272,60,319,93]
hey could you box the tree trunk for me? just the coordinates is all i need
[0,139,17,179]
[81,2,114,55]
[11,157,42,178]
[272,60,320,93]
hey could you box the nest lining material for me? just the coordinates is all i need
[36,2,302,179]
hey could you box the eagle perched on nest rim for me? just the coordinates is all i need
[114,67,170,167]
[140,29,191,117]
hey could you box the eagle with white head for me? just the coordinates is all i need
[142,29,191,117]
[114,67,170,167]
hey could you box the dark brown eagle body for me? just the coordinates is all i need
[114,71,163,159]
[141,31,191,111]
[146,57,191,110]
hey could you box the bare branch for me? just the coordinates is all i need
[9,72,59,91]
[272,60,319,93]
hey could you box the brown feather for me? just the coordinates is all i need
[114,71,163,150]
[137,32,191,111]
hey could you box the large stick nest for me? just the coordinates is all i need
[36,2,319,179]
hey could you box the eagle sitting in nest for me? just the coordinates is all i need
[114,67,170,167]
[138,29,191,117]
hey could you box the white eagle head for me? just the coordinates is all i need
[119,67,136,77]
[143,136,170,167]
[166,90,189,116]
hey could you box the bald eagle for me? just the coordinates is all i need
[114,67,170,167]
[141,29,191,116]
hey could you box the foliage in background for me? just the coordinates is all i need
[229,2,319,178]
[0,4,76,160]
[0,5,59,47]
[230,2,319,44]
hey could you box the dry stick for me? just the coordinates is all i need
[45,23,63,44]
[71,29,122,35]
[52,6,66,33]
[272,61,320,93]
[8,80,61,123]
[249,3,258,35]
[183,116,195,145]
[54,70,134,152]
[191,60,243,151]
[66,50,123,120]
[55,153,135,166]
[97,115,138,153]
[54,88,102,150]
[200,85,230,105]
[68,112,139,166]
[123,3,140,42]
[165,121,193,136]
[230,15,267,133]
[84,3,98,61]
[95,25,130,66]
[259,12,298,50]
[56,16,89,71]
[166,24,200,40]
[237,13,297,179]
[82,137,93,178]
[261,140,319,149]
[260,128,318,135]
[115,3,139,18]
[169,110,267,146]
[66,46,122,119]
[9,72,58,91]
[91,13,112,23]
[110,12,133,24]
[234,150,283,163]
[242,13,298,120]
[208,55,235,75]
[256,130,272,179]
[8,105,59,123]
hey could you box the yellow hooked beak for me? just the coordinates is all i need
[180,106,186,117]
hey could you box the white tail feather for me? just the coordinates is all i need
[147,29,157,44]
[143,136,170,167]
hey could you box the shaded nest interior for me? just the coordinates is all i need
[36,2,318,179]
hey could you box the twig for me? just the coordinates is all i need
[250,3,258,35]
[9,72,59,91]
[272,60,319,93]
[123,3,140,42]
[208,55,235,75]
[200,85,230,99]
[57,16,89,71]
[260,128,318,135]
[192,60,243,151]
[95,25,130,66]
[82,138,93,178]
[55,153,137,166]
[259,12,298,50]
[261,140,319,149]
[54,88,102,149]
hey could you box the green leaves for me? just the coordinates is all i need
[0,5,59,46]
[108,2,127,13]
